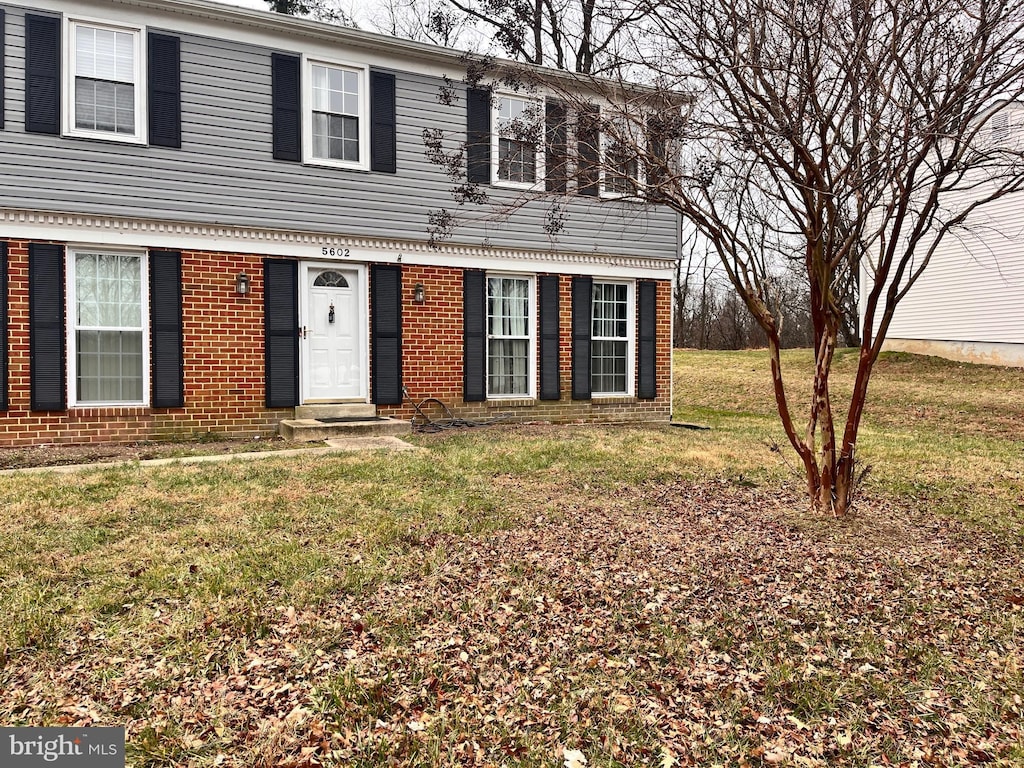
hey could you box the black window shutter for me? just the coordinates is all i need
[150,250,184,408]
[577,105,600,197]
[466,87,491,185]
[463,269,486,401]
[370,70,397,173]
[539,275,560,400]
[638,280,657,399]
[29,243,65,411]
[263,259,299,407]
[371,264,403,405]
[25,14,60,135]
[148,33,181,149]
[645,115,669,202]
[271,53,301,162]
[0,10,6,131]
[545,100,567,194]
[571,276,592,400]
[0,242,7,411]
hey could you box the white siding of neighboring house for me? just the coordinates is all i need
[864,105,1024,367]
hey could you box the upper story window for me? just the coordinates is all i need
[66,19,145,143]
[304,58,370,170]
[487,275,534,397]
[601,120,642,198]
[67,249,149,406]
[493,95,543,188]
[591,281,633,395]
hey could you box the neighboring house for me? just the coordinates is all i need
[0,0,677,447]
[861,106,1024,368]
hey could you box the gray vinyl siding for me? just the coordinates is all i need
[0,5,678,260]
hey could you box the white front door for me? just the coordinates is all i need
[302,265,366,401]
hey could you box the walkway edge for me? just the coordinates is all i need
[0,436,419,475]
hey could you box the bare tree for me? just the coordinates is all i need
[440,0,651,74]
[629,0,1024,513]
[265,0,357,25]
[431,0,1024,514]
[363,0,475,47]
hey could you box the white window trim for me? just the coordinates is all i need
[63,15,147,145]
[591,279,635,397]
[302,55,371,172]
[486,273,537,400]
[599,116,645,201]
[66,246,150,408]
[491,93,545,191]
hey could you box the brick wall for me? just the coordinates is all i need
[377,266,673,425]
[0,241,289,447]
[0,241,671,447]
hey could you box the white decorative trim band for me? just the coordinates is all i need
[1,208,676,279]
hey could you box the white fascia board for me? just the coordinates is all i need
[2,209,677,280]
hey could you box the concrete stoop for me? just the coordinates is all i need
[280,403,411,442]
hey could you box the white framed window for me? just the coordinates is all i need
[64,18,146,143]
[67,249,149,406]
[303,57,370,170]
[591,281,634,396]
[487,275,535,398]
[493,95,544,188]
[600,119,642,198]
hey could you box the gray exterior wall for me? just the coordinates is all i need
[0,2,678,260]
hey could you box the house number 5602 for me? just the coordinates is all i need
[322,247,351,257]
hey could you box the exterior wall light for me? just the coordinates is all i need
[236,272,250,296]
[413,283,425,304]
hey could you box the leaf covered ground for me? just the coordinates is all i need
[1,350,1023,766]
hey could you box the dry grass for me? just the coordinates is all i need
[672,349,1024,531]
[1,349,1022,766]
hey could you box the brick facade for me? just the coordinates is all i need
[0,240,671,447]
[0,241,289,447]
[377,265,673,425]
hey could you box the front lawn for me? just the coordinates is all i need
[1,349,1022,766]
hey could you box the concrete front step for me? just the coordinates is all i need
[279,416,411,442]
[294,403,377,420]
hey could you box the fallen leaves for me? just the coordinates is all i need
[2,478,1023,766]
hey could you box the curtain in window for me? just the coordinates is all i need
[76,253,143,403]
[487,277,529,396]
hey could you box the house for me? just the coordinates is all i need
[0,0,677,446]
[861,106,1024,368]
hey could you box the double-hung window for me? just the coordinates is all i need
[66,19,145,141]
[601,120,640,197]
[487,276,533,397]
[494,95,543,187]
[68,250,148,405]
[305,59,370,170]
[591,281,632,395]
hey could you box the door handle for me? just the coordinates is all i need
[299,326,308,339]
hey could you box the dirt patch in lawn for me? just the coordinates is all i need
[0,436,319,470]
